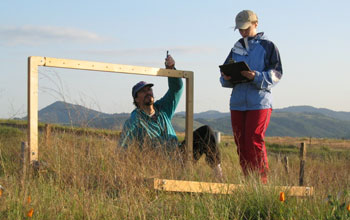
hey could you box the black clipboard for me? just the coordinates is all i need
[219,61,252,84]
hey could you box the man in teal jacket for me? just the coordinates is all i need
[119,55,223,180]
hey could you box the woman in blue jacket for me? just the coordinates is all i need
[220,10,283,183]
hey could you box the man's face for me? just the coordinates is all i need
[135,86,154,107]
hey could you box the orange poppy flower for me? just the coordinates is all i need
[27,196,31,204]
[279,192,285,202]
[27,208,34,218]
[347,204,350,212]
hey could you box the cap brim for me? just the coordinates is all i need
[137,83,154,92]
[133,83,154,97]
[144,83,154,88]
[234,22,252,30]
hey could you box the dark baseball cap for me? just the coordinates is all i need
[132,81,154,98]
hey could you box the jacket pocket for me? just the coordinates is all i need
[247,88,271,108]
[230,84,246,108]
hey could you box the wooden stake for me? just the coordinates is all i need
[44,124,51,146]
[283,155,289,174]
[185,73,194,161]
[20,142,28,188]
[299,142,307,186]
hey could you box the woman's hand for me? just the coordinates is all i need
[241,70,255,80]
[221,72,231,81]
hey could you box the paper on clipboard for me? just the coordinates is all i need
[219,61,252,84]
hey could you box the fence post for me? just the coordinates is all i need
[299,142,307,186]
[21,142,29,188]
[214,131,221,144]
[44,124,51,146]
[283,155,289,174]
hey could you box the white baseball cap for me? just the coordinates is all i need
[235,10,258,30]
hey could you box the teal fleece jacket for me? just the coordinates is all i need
[118,77,183,150]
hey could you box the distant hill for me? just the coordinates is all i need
[196,112,350,139]
[38,101,129,130]
[176,110,229,120]
[34,101,350,139]
[274,106,350,122]
[267,112,350,138]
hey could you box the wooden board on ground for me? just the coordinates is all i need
[148,178,313,197]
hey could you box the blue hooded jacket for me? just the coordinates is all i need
[220,32,283,110]
[118,77,183,150]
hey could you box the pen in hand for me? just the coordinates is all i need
[165,50,175,69]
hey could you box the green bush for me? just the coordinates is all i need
[0,126,25,176]
[266,143,299,154]
[0,126,24,140]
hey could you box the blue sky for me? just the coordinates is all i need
[1,0,349,118]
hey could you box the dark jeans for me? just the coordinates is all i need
[180,125,221,168]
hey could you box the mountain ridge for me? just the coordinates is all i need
[34,101,350,139]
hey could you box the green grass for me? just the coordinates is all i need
[0,120,120,139]
[266,142,350,161]
[0,121,350,219]
[267,143,299,154]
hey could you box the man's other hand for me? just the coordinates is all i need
[165,55,175,69]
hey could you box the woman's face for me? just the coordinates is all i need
[239,22,258,38]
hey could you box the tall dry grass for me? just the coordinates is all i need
[0,126,350,219]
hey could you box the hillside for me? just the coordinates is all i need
[176,110,229,119]
[274,105,350,122]
[38,101,129,130]
[33,101,350,139]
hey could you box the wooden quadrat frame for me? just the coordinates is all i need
[28,56,194,163]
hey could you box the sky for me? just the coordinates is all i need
[1,0,350,118]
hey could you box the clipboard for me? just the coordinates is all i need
[219,61,252,84]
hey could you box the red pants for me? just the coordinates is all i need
[230,109,272,182]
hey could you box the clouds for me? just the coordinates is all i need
[0,25,217,56]
[0,25,107,46]
[81,46,218,56]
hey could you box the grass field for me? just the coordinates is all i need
[0,123,349,219]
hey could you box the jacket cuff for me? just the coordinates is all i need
[253,71,261,84]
